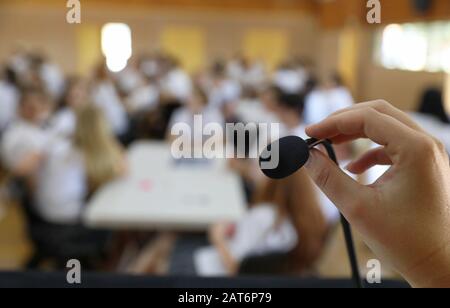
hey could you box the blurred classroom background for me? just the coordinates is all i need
[0,0,449,281]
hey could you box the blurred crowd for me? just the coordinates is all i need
[0,47,448,275]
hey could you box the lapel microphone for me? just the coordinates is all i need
[259,136,363,288]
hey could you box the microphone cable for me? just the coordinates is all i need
[307,138,364,289]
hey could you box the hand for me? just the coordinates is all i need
[209,222,231,244]
[14,152,44,177]
[304,100,450,288]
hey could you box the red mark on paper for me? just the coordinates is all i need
[139,179,153,192]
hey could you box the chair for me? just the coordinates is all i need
[13,179,110,270]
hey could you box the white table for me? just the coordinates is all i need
[84,142,247,231]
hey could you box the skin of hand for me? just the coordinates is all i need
[14,152,44,177]
[209,222,239,275]
[303,100,450,288]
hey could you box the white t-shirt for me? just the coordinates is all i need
[40,63,65,100]
[304,87,354,125]
[208,80,241,110]
[48,108,76,139]
[194,205,297,276]
[1,119,50,170]
[161,68,192,102]
[127,84,159,113]
[34,140,87,224]
[169,106,224,143]
[273,69,306,94]
[91,81,129,135]
[117,67,144,94]
[0,81,19,132]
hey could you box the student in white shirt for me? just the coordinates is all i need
[1,88,51,178]
[160,57,192,103]
[410,88,450,153]
[168,85,224,150]
[273,62,307,95]
[49,76,89,139]
[35,105,126,224]
[207,62,241,121]
[304,73,354,125]
[91,62,129,138]
[125,75,159,114]
[194,169,327,276]
[0,67,20,133]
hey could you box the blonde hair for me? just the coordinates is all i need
[74,105,124,193]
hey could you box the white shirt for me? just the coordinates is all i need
[273,69,306,94]
[48,108,76,139]
[117,67,144,94]
[127,84,159,113]
[0,81,19,132]
[194,205,297,276]
[304,87,354,125]
[161,68,192,102]
[169,106,224,141]
[410,112,450,153]
[40,63,65,100]
[1,119,50,170]
[209,80,241,110]
[34,140,87,224]
[91,81,129,135]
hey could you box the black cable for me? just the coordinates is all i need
[307,138,364,288]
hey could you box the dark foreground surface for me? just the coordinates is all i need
[0,271,409,288]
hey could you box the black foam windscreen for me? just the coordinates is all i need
[259,136,310,180]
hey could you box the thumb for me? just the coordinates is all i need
[304,149,368,221]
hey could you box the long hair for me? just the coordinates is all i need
[418,88,450,124]
[253,170,328,273]
[74,105,124,193]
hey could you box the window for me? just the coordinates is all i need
[101,23,132,72]
[377,21,450,73]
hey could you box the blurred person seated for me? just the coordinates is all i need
[34,104,126,224]
[194,170,328,276]
[159,55,192,103]
[168,85,224,154]
[304,72,354,125]
[1,87,52,179]
[125,74,160,114]
[29,53,65,101]
[49,76,89,139]
[410,87,450,153]
[91,61,129,140]
[227,54,266,95]
[116,57,145,96]
[272,60,307,95]
[206,61,241,121]
[0,66,20,134]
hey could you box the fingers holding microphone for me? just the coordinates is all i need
[304,100,450,288]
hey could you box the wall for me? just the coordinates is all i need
[0,3,318,74]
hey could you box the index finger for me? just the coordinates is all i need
[329,99,424,132]
[305,108,420,162]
